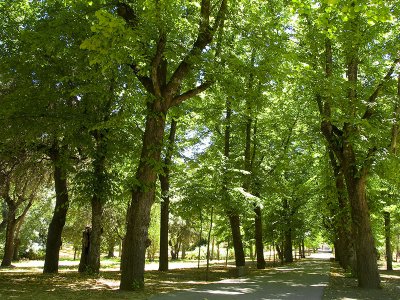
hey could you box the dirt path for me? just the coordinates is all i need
[150,256,331,300]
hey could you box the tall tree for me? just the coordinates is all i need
[296,0,400,288]
[81,1,229,289]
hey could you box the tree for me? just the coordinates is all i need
[81,0,228,289]
[295,0,400,288]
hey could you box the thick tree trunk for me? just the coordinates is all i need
[44,150,69,274]
[344,165,380,288]
[159,119,177,272]
[327,149,355,271]
[1,212,17,267]
[120,107,166,290]
[384,211,393,271]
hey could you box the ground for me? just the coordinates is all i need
[0,254,399,299]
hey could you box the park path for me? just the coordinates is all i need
[149,254,331,300]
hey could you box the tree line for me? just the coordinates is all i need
[0,0,399,291]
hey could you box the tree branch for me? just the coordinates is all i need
[129,64,154,95]
[363,58,400,119]
[164,0,227,101]
[171,81,213,107]
[152,32,167,98]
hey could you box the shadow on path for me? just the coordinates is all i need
[150,257,331,300]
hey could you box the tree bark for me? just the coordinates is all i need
[79,227,91,272]
[283,199,293,263]
[228,214,245,267]
[120,105,166,290]
[44,146,69,273]
[1,210,17,267]
[340,138,380,287]
[85,130,107,274]
[327,148,355,271]
[107,240,115,258]
[223,99,245,268]
[159,119,177,272]
[254,205,266,268]
[384,211,393,271]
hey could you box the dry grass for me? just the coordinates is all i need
[0,263,240,300]
[323,262,400,300]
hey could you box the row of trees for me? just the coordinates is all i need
[1,0,399,291]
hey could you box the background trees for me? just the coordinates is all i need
[0,0,399,292]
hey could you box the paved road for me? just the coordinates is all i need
[149,256,331,300]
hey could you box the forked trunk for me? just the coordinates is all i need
[120,107,166,290]
[44,149,69,274]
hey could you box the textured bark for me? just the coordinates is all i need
[384,211,393,271]
[44,148,69,273]
[327,149,355,272]
[158,119,177,272]
[1,211,17,267]
[120,107,166,290]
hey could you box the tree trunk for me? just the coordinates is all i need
[86,196,103,273]
[206,206,214,281]
[327,148,355,271]
[120,107,166,290]
[228,214,245,267]
[107,240,115,258]
[198,213,203,269]
[79,227,91,272]
[1,211,17,267]
[344,164,380,288]
[254,205,266,268]
[44,148,69,274]
[159,119,177,272]
[283,199,293,263]
[224,99,245,268]
[384,211,393,271]
[284,227,293,263]
[86,130,107,274]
